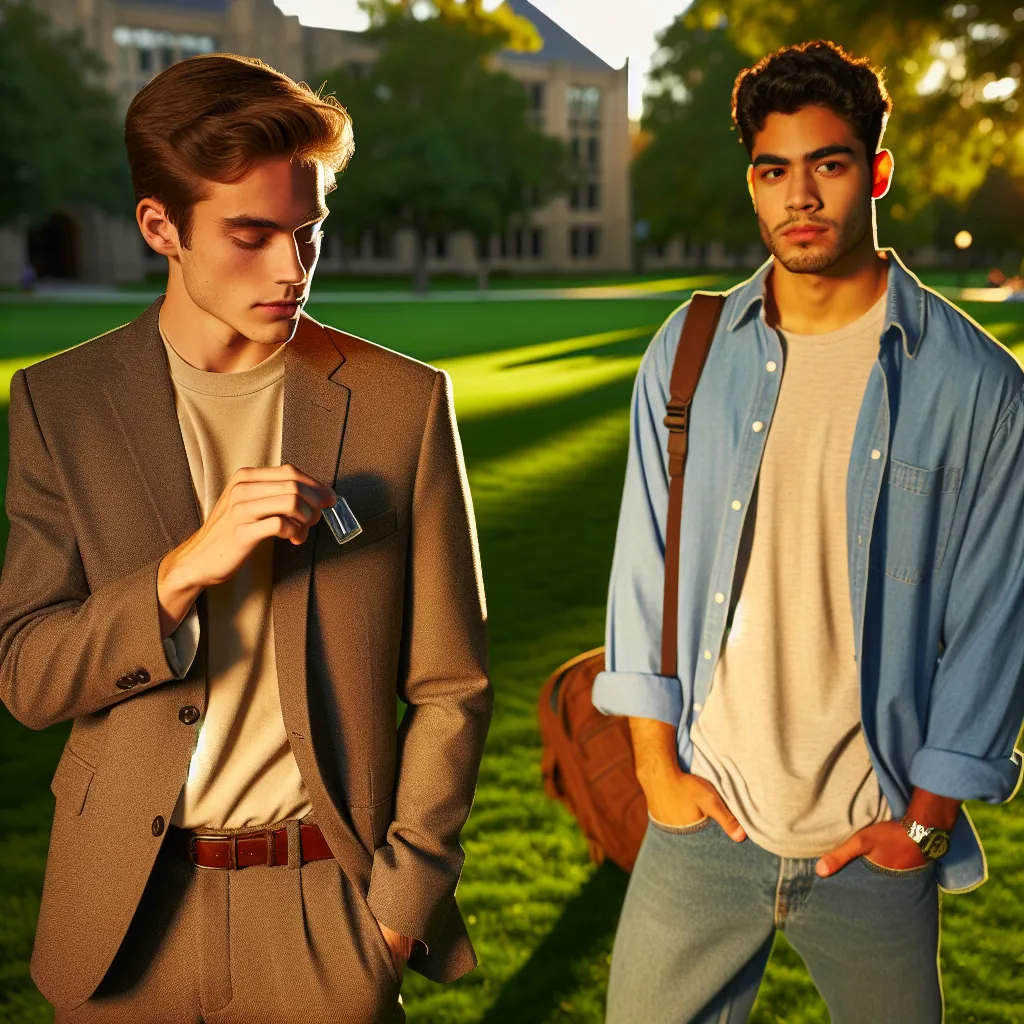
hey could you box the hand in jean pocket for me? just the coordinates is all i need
[815,821,928,877]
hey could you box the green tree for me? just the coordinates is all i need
[635,1,1024,255]
[0,0,133,229]
[632,15,761,256]
[692,0,1024,214]
[316,1,573,290]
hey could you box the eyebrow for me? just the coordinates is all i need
[218,206,330,231]
[752,145,857,168]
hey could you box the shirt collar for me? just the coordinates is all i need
[724,247,927,359]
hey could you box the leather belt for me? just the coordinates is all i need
[167,823,334,869]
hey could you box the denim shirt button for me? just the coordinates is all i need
[871,449,882,460]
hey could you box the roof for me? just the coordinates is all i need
[500,0,614,72]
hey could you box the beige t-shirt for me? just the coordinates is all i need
[688,292,892,858]
[161,329,312,830]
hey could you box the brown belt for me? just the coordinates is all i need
[167,822,334,869]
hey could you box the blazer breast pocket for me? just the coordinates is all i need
[330,505,399,555]
[870,460,963,584]
[50,746,96,817]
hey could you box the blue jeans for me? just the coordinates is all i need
[606,817,942,1023]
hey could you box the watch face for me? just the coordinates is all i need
[921,830,950,860]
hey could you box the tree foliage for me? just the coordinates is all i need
[0,0,133,229]
[707,0,1024,211]
[632,18,759,250]
[319,1,571,287]
[635,1,1024,252]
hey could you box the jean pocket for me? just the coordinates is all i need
[648,813,714,836]
[859,854,934,878]
[869,460,962,584]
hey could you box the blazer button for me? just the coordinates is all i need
[134,668,150,684]
[178,705,200,725]
[152,816,165,837]
[116,674,136,690]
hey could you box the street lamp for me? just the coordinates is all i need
[954,230,973,289]
[954,230,970,290]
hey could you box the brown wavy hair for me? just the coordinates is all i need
[124,53,354,249]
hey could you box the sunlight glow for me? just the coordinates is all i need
[435,326,651,421]
[982,77,1019,102]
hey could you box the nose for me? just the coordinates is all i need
[784,166,822,215]
[273,235,313,291]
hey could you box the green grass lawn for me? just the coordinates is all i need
[1,282,1023,1024]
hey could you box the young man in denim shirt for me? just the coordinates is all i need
[594,40,1024,1023]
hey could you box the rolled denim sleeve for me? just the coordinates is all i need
[592,307,688,726]
[909,382,1024,803]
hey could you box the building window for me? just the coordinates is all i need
[570,227,601,259]
[524,81,545,128]
[585,182,601,210]
[432,235,448,259]
[530,228,544,258]
[586,136,600,169]
[113,26,218,96]
[567,85,601,129]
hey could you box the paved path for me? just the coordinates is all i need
[0,281,1017,304]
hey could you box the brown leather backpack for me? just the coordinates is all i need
[537,293,726,873]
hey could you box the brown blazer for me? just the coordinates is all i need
[0,296,492,1010]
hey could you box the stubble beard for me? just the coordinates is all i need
[758,203,871,274]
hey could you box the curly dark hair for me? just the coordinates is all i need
[731,40,892,161]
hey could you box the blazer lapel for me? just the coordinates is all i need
[271,311,350,740]
[103,296,202,552]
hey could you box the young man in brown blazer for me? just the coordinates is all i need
[0,54,492,1023]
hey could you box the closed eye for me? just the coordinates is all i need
[232,228,322,251]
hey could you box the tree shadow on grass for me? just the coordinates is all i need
[479,860,628,1024]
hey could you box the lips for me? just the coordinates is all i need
[258,300,300,315]
[782,225,828,242]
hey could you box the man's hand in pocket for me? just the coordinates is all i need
[377,919,416,980]
[629,717,746,842]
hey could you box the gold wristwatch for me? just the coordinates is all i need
[900,816,950,860]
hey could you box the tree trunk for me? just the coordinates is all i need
[476,259,490,290]
[475,234,490,290]
[413,232,430,293]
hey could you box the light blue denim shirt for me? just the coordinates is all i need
[593,249,1024,893]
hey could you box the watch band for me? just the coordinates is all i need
[900,816,951,860]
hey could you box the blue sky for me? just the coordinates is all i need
[273,0,693,120]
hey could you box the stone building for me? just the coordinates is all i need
[2,0,631,284]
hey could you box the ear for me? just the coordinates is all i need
[137,197,180,257]
[746,165,756,210]
[871,150,894,200]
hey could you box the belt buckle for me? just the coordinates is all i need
[189,832,237,870]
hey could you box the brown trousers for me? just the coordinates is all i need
[55,820,405,1024]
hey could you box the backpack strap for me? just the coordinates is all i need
[660,293,726,678]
